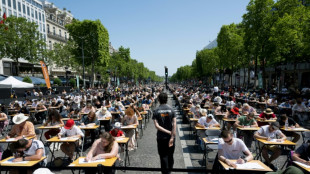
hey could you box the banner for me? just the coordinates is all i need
[40,61,51,89]
[76,75,79,89]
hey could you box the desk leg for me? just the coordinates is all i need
[81,136,85,157]
[39,129,44,141]
[125,141,130,167]
[48,142,56,165]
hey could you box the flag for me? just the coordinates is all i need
[40,61,51,89]
[3,12,6,20]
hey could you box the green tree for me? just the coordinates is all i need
[69,78,76,87]
[23,76,32,84]
[0,16,46,76]
[53,78,62,86]
[66,19,110,87]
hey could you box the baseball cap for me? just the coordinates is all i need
[271,122,280,130]
[64,119,75,129]
[114,122,121,129]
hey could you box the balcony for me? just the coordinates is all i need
[47,32,67,43]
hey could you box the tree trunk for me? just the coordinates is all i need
[243,67,246,88]
[254,55,258,89]
[262,58,266,89]
[16,60,20,76]
[91,57,95,88]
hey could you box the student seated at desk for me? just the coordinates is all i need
[122,107,138,151]
[234,112,258,149]
[10,138,46,174]
[81,103,96,114]
[43,109,64,140]
[81,111,99,143]
[6,114,35,140]
[34,103,47,124]
[84,132,119,174]
[0,105,8,135]
[110,122,125,138]
[218,130,253,168]
[254,122,286,170]
[292,141,310,166]
[279,114,300,143]
[96,107,112,120]
[258,108,277,127]
[58,119,84,162]
[196,112,220,138]
[223,107,240,131]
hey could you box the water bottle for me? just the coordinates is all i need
[285,121,288,130]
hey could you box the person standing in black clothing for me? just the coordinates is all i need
[152,92,176,174]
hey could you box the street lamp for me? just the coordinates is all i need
[65,66,68,86]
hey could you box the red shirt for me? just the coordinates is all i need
[258,113,276,127]
[110,129,124,137]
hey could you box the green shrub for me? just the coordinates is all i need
[69,78,76,87]
[53,78,62,86]
[23,76,32,83]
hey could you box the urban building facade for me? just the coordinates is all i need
[0,0,46,77]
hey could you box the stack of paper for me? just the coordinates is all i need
[294,161,310,168]
[235,163,264,170]
[3,158,28,164]
[6,138,16,142]
[60,137,79,141]
[78,157,106,164]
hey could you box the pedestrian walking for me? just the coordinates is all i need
[153,92,176,174]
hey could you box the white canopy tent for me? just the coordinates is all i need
[0,76,34,88]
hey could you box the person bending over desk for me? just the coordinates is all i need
[279,114,300,143]
[254,122,286,169]
[292,141,310,166]
[218,130,253,168]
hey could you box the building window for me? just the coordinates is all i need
[2,0,6,5]
[3,62,12,75]
[13,11,16,16]
[8,0,11,7]
[8,9,12,16]
[47,24,49,33]
[49,41,52,50]
[59,29,61,37]
[43,24,45,32]
[53,27,55,35]
[31,8,34,18]
[27,6,30,15]
[13,0,16,9]
[42,14,44,21]
[22,4,25,14]
[65,32,67,40]
[18,2,21,12]
[35,10,37,19]
[39,12,41,21]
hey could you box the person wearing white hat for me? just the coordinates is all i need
[196,113,220,138]
[96,106,111,120]
[6,113,35,140]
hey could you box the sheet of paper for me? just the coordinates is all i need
[292,128,306,131]
[115,137,125,141]
[268,139,283,143]
[6,138,16,142]
[2,158,28,164]
[121,125,135,128]
[78,157,106,164]
[235,162,265,169]
[60,137,79,141]
[294,161,310,168]
[46,126,60,128]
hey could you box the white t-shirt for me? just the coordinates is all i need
[214,86,219,92]
[24,139,46,164]
[198,117,219,128]
[59,125,84,137]
[96,110,112,119]
[257,125,281,139]
[218,138,248,159]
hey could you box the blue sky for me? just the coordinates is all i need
[49,0,250,76]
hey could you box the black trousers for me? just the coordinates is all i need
[157,138,175,174]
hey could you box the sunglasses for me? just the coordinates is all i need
[224,138,233,143]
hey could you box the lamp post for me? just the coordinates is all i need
[65,66,68,86]
[81,40,85,89]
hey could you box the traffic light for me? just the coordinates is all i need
[165,67,168,76]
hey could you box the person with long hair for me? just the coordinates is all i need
[122,107,138,151]
[0,104,8,135]
[43,109,64,140]
[84,132,119,174]
[81,111,99,143]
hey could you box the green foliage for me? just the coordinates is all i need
[53,78,62,86]
[69,78,76,87]
[39,83,46,87]
[23,76,32,84]
[0,16,46,76]
[66,19,110,87]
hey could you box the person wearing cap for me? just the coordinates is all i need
[218,130,253,169]
[6,113,35,140]
[234,112,258,149]
[58,119,84,161]
[279,114,300,143]
[109,122,125,137]
[10,138,46,174]
[254,122,286,169]
[196,112,220,138]
[258,108,277,127]
[224,107,240,131]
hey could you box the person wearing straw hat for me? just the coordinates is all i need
[6,113,35,140]
[258,108,277,127]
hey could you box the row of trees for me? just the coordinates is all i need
[0,16,161,87]
[171,0,310,89]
